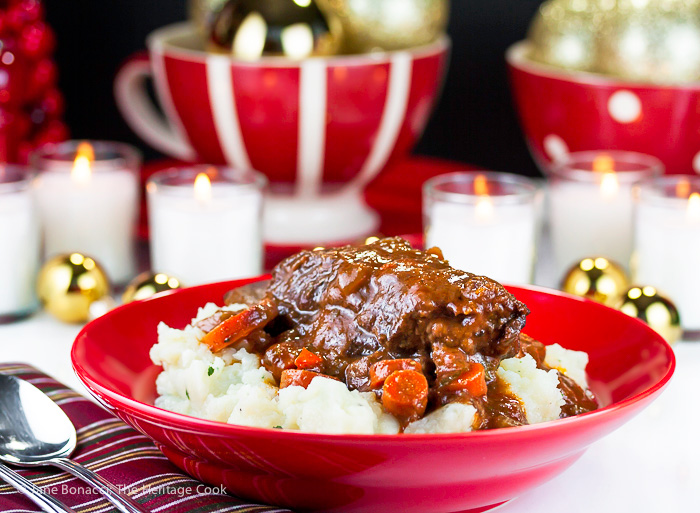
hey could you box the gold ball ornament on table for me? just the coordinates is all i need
[561,257,630,307]
[37,253,111,323]
[617,286,682,344]
[208,0,343,59]
[122,272,183,304]
[318,0,449,53]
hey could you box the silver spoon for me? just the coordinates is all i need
[0,461,76,513]
[0,374,149,513]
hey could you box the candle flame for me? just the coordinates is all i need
[687,192,700,223]
[676,179,691,199]
[592,154,615,173]
[71,142,94,185]
[473,175,493,220]
[475,197,494,220]
[600,172,619,199]
[474,174,489,196]
[194,172,212,203]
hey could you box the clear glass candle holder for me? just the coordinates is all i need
[423,171,540,284]
[31,140,142,285]
[633,176,700,333]
[147,166,267,286]
[548,151,663,278]
[0,166,40,321]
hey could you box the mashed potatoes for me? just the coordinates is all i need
[151,303,592,434]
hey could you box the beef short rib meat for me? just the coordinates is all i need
[266,237,529,375]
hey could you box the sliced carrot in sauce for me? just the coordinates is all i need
[369,359,423,389]
[294,348,323,369]
[280,369,337,389]
[381,370,428,422]
[445,362,487,396]
[200,300,276,353]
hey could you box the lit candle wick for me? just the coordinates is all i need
[600,172,619,199]
[71,142,95,186]
[473,175,493,220]
[688,192,700,224]
[194,172,213,203]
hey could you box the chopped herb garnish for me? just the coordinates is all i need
[273,426,282,429]
[208,366,214,376]
[185,390,190,399]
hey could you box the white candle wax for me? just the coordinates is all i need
[148,172,264,286]
[33,167,138,284]
[426,201,537,284]
[0,177,40,317]
[549,179,635,274]
[634,193,700,330]
[547,152,663,278]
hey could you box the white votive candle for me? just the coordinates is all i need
[548,151,663,277]
[147,166,266,286]
[31,141,141,285]
[0,167,40,319]
[634,177,700,332]
[423,172,540,284]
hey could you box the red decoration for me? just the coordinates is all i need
[0,0,67,163]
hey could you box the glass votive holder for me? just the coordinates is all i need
[423,172,540,284]
[548,151,663,277]
[146,166,267,286]
[633,176,700,333]
[0,167,40,321]
[31,141,142,285]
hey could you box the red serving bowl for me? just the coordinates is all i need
[72,277,674,513]
[508,40,700,176]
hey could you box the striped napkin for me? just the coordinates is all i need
[0,364,293,513]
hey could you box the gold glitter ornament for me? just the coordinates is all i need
[122,272,183,304]
[208,0,343,59]
[318,0,449,54]
[189,0,229,38]
[527,0,605,71]
[37,253,111,323]
[597,0,700,83]
[618,285,682,344]
[561,257,630,307]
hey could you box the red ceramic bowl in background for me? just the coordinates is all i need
[115,23,449,186]
[508,40,700,176]
[72,277,674,513]
[114,23,449,244]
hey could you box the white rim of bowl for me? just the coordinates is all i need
[147,22,451,67]
[506,40,700,90]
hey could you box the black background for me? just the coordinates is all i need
[43,0,544,177]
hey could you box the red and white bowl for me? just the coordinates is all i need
[508,40,700,176]
[115,23,449,244]
[116,23,449,186]
[72,277,674,513]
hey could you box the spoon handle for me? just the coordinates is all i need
[0,462,77,513]
[50,458,149,513]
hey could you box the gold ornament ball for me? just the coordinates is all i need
[37,253,111,323]
[189,0,229,38]
[122,272,183,304]
[618,286,682,344]
[208,0,343,59]
[597,1,700,83]
[527,0,700,83]
[318,0,449,53]
[527,0,602,72]
[561,257,629,307]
